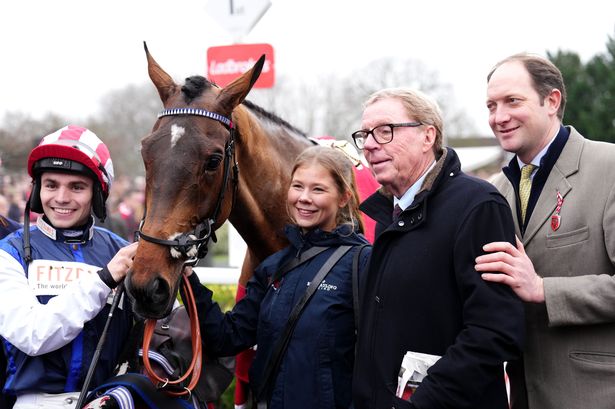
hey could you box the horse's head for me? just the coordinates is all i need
[126,43,265,318]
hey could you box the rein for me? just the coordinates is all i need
[137,107,239,265]
[142,273,202,397]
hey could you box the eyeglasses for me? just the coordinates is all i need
[351,122,423,150]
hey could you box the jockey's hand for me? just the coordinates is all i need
[107,242,139,282]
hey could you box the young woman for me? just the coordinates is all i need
[184,145,371,409]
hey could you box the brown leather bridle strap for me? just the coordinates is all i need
[142,274,203,397]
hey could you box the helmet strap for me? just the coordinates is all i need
[23,200,33,265]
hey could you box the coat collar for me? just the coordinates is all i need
[502,125,569,235]
[522,126,582,243]
[36,215,95,243]
[361,147,460,227]
[284,223,366,251]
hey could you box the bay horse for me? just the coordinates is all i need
[125,45,314,319]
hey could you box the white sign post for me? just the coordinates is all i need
[202,0,272,282]
[206,0,272,42]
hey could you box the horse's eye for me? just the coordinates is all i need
[205,155,223,171]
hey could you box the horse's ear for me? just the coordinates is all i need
[216,54,266,114]
[144,41,177,103]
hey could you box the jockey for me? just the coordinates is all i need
[0,125,138,409]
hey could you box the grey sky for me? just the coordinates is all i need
[1,0,614,135]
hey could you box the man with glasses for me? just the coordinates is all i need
[351,88,524,409]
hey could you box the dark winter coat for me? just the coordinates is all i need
[189,224,371,409]
[0,219,132,396]
[353,148,525,409]
[0,216,19,240]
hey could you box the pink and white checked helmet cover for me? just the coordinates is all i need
[27,125,114,193]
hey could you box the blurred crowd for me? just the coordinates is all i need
[0,174,29,223]
[0,172,145,242]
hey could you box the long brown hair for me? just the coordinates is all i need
[290,145,365,233]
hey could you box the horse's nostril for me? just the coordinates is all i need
[127,274,172,313]
[145,276,170,305]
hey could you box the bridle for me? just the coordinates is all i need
[136,107,239,265]
[137,107,239,398]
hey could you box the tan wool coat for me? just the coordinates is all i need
[492,127,615,409]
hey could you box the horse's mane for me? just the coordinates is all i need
[180,75,307,138]
[181,76,213,102]
[242,99,307,137]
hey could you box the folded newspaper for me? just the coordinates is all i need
[396,351,442,398]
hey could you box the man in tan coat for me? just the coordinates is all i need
[475,53,615,409]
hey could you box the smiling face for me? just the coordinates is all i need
[361,97,436,198]
[40,172,94,228]
[287,163,350,233]
[486,60,562,163]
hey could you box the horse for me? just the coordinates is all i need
[82,46,315,408]
[124,45,316,320]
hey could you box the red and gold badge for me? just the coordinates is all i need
[551,191,564,231]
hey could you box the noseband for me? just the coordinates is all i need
[136,107,239,265]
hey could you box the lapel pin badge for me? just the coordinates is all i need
[551,191,564,231]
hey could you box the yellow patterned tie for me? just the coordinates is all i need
[519,164,536,223]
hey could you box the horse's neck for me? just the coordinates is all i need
[228,111,312,262]
[228,196,287,262]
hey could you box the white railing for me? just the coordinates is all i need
[194,266,240,284]
[194,223,244,284]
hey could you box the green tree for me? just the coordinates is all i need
[584,32,615,143]
[549,31,615,143]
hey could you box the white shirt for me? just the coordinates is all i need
[516,130,559,181]
[394,160,437,211]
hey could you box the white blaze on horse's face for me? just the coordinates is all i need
[170,124,185,148]
[168,232,199,259]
